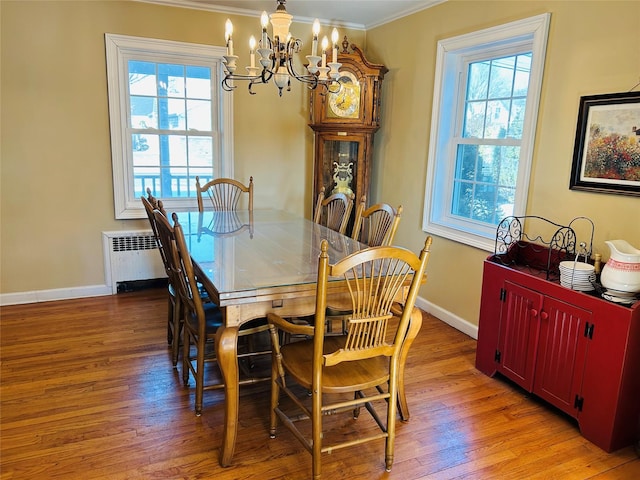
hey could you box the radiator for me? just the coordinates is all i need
[102,230,166,293]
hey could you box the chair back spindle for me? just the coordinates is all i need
[196,176,254,212]
[352,195,403,247]
[323,249,422,366]
[313,187,354,234]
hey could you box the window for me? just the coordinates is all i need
[105,34,232,219]
[423,14,550,250]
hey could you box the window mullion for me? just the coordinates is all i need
[455,137,521,146]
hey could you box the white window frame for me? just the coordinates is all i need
[423,14,550,251]
[105,33,233,219]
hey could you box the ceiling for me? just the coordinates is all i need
[142,0,445,30]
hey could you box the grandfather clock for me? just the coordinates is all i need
[309,38,388,218]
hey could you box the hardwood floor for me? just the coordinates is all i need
[1,288,638,479]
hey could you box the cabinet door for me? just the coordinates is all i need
[532,297,590,416]
[497,281,543,391]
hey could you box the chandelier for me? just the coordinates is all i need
[222,0,341,96]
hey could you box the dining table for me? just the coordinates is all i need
[174,208,367,467]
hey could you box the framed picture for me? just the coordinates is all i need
[569,91,640,196]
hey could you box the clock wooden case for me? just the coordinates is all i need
[309,39,387,220]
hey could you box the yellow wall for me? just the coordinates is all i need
[367,0,640,326]
[1,1,638,332]
[0,1,363,293]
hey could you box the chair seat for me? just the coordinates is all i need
[185,303,223,334]
[281,336,390,394]
[185,309,268,339]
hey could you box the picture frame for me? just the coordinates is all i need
[569,91,640,196]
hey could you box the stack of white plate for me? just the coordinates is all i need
[602,288,640,305]
[559,261,596,291]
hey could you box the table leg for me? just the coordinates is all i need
[215,324,239,467]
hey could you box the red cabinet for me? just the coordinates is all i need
[476,254,640,452]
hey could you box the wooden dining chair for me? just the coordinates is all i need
[142,189,215,366]
[351,196,403,247]
[195,176,254,212]
[266,236,433,479]
[324,196,403,338]
[141,189,183,365]
[155,211,270,416]
[313,187,354,235]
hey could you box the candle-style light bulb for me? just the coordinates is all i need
[311,19,320,56]
[225,19,234,56]
[321,35,328,68]
[249,36,256,68]
[331,27,339,63]
[260,11,269,48]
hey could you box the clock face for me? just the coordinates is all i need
[328,72,361,119]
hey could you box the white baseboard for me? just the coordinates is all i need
[0,285,112,306]
[415,295,478,340]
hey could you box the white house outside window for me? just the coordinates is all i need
[423,14,550,251]
[105,34,232,219]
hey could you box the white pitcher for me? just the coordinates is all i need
[600,240,640,293]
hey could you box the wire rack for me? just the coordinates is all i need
[492,216,595,281]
